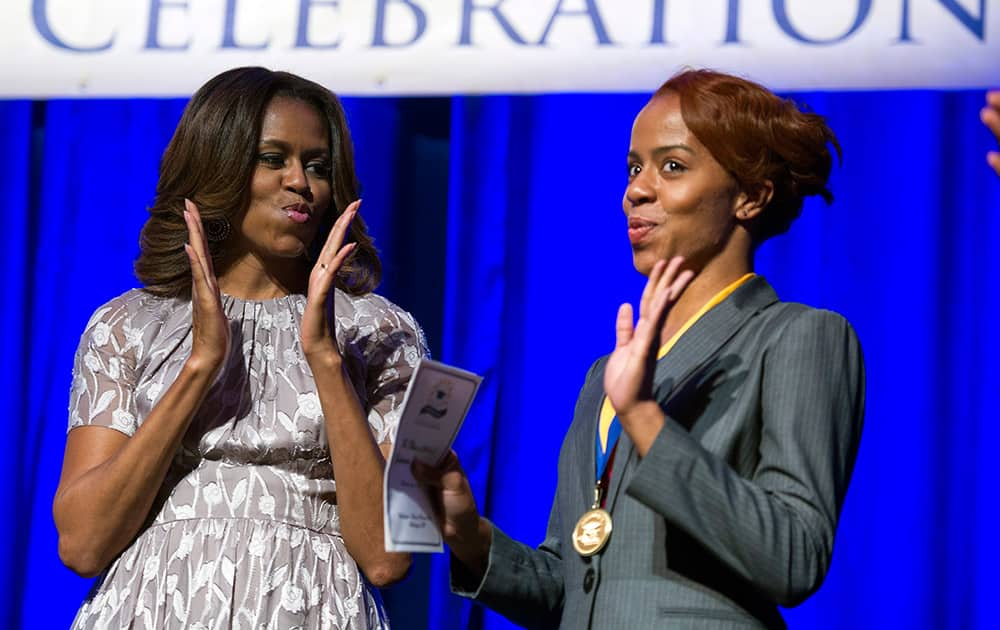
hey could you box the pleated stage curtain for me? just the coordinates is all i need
[0,89,996,629]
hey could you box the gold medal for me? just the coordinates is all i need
[573,480,613,556]
[572,507,613,556]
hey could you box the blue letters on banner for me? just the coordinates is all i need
[32,0,114,52]
[898,0,985,42]
[772,0,872,45]
[222,0,270,49]
[372,0,427,47]
[145,0,191,51]
[458,0,528,46]
[295,0,342,48]
[538,0,614,46]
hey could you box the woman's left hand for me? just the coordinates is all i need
[301,200,360,362]
[603,256,693,419]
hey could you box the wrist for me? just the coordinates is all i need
[448,517,492,578]
[617,400,665,457]
[182,354,223,383]
[303,346,344,371]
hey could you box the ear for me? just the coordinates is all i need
[734,180,774,221]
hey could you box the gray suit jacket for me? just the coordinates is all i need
[452,277,865,629]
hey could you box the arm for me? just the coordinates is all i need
[414,452,565,629]
[983,90,1000,176]
[300,201,411,587]
[53,201,230,577]
[626,310,865,606]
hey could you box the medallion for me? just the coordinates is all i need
[572,507,613,556]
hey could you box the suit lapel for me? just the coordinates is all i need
[603,276,779,514]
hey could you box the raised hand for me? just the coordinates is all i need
[983,91,1000,176]
[183,199,230,379]
[301,200,360,361]
[603,257,693,420]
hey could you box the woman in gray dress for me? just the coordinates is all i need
[54,67,425,629]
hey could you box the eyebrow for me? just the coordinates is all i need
[627,144,696,160]
[258,138,330,156]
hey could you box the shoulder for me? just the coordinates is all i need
[82,288,173,334]
[79,288,186,354]
[334,290,429,354]
[755,302,863,365]
[761,302,857,340]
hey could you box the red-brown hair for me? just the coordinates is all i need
[656,69,841,242]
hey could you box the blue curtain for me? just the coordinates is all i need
[0,90,996,629]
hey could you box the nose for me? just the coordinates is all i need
[624,167,655,209]
[283,161,312,200]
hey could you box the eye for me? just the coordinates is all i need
[663,159,686,173]
[306,160,331,178]
[257,153,284,168]
[627,164,641,178]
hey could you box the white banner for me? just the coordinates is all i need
[2,0,999,97]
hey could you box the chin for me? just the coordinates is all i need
[631,253,656,277]
[631,246,673,277]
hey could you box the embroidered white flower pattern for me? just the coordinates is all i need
[297,392,322,420]
[66,289,427,629]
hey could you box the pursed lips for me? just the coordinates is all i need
[627,215,658,244]
[282,202,312,224]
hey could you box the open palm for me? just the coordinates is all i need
[300,200,360,360]
[603,257,694,417]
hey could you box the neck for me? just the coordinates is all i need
[659,246,752,343]
[217,253,311,300]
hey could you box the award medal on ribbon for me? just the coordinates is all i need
[572,479,613,556]
[574,402,623,557]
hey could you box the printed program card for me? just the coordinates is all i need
[383,358,482,553]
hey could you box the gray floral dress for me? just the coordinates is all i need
[67,288,427,629]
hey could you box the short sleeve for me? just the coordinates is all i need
[360,299,429,446]
[67,296,141,437]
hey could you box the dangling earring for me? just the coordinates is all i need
[205,219,232,242]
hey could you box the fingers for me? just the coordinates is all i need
[638,259,666,320]
[614,303,634,350]
[645,256,689,327]
[316,199,361,272]
[411,451,467,491]
[184,205,212,298]
[668,269,695,301]
[316,243,357,279]
[989,152,1000,177]
[183,199,215,285]
[982,101,1000,142]
[659,256,685,299]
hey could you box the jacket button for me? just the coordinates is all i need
[583,568,595,593]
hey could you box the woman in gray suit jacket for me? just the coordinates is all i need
[416,69,865,629]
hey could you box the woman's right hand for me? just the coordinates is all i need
[183,199,230,378]
[412,451,492,576]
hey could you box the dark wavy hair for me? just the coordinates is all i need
[656,69,841,243]
[135,67,380,297]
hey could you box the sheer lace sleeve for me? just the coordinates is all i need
[352,295,429,446]
[67,293,143,437]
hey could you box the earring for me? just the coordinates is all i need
[205,219,232,242]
